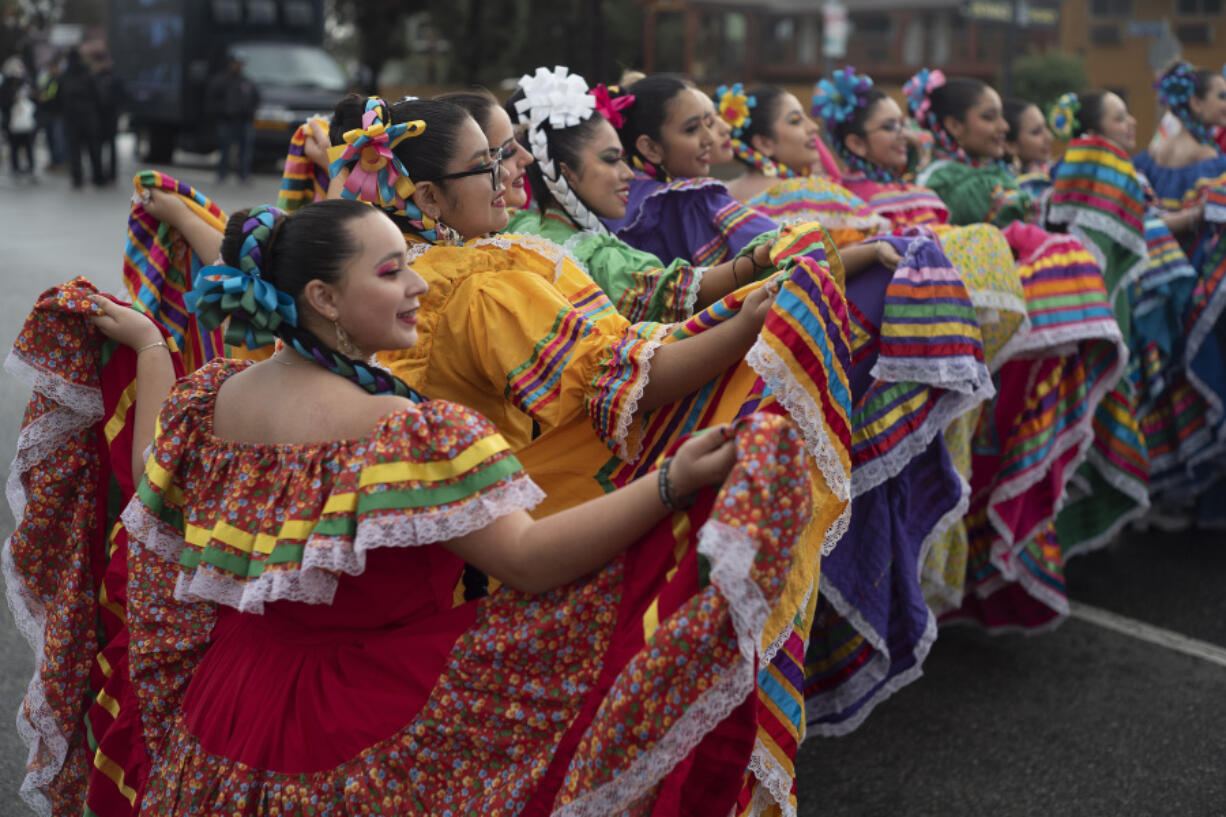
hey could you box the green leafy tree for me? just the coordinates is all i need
[1007,51,1088,110]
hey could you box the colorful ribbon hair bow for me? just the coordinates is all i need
[184,205,298,350]
[327,97,426,212]
[590,83,634,129]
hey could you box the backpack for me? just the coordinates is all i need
[9,88,35,134]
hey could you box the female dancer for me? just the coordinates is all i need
[717,82,891,248]
[17,197,814,815]
[121,94,854,817]
[905,67,1127,630]
[1040,90,1161,552]
[816,68,1028,616]
[1131,61,1226,524]
[499,66,775,322]
[607,72,998,735]
[1003,96,1053,198]
[600,73,887,271]
[437,88,536,209]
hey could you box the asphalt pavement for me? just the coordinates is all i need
[1,140,1224,817]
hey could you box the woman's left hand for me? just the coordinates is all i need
[89,295,164,350]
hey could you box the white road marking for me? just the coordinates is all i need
[1070,601,1226,669]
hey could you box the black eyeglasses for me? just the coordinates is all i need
[422,154,503,190]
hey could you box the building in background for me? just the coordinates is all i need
[1061,0,1226,144]
[641,0,1225,145]
[639,0,1060,87]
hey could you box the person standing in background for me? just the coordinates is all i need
[1,55,36,178]
[37,55,66,169]
[205,52,260,183]
[60,48,103,188]
[91,51,122,184]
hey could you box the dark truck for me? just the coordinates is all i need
[108,0,349,163]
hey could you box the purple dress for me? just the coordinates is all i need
[611,174,992,735]
[602,175,779,266]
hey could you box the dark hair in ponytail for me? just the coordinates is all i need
[221,199,420,398]
[329,93,475,237]
[1002,97,1037,142]
[617,73,690,171]
[929,77,991,129]
[1191,67,1219,101]
[731,86,789,167]
[220,199,369,298]
[1074,90,1111,136]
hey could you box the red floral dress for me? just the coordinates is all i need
[120,359,812,815]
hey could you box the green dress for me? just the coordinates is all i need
[915,158,1032,228]
[507,206,719,323]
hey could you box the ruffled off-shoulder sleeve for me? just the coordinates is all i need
[610,177,779,267]
[506,207,707,323]
[569,232,705,322]
[121,363,544,614]
[440,268,671,462]
[921,161,1032,228]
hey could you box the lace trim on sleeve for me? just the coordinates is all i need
[121,475,545,614]
[602,326,671,464]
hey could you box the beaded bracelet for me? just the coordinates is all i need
[658,457,695,511]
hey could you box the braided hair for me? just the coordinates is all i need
[506,67,612,234]
[1156,60,1220,146]
[724,85,800,178]
[217,200,421,399]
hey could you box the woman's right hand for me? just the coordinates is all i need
[89,295,165,350]
[668,424,739,498]
[303,118,331,167]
